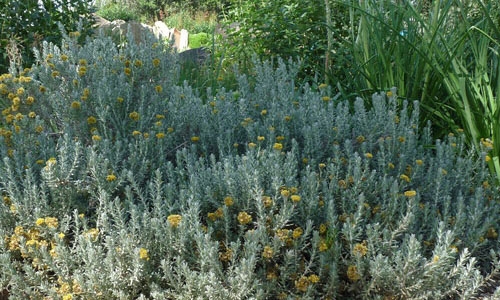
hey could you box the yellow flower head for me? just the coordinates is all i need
[308,274,320,283]
[191,136,200,143]
[273,143,283,151]
[262,196,273,208]
[292,227,303,239]
[318,239,328,252]
[129,111,140,121]
[400,174,410,183]
[139,247,149,260]
[167,214,182,228]
[87,116,97,125]
[224,196,234,206]
[290,194,301,203]
[262,245,273,259]
[155,85,162,93]
[237,211,252,225]
[352,241,368,257]
[404,190,417,197]
[78,66,87,76]
[106,174,117,182]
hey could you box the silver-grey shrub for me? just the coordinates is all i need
[0,32,499,299]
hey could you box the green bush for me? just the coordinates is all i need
[223,0,329,81]
[97,3,139,21]
[0,0,94,74]
[188,32,210,48]
[0,32,500,299]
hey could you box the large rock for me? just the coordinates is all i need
[93,16,189,51]
[153,21,174,40]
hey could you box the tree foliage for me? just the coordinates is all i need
[0,0,94,73]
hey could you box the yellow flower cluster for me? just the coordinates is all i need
[208,208,224,221]
[295,274,321,292]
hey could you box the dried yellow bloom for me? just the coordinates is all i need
[262,196,273,208]
[106,174,117,182]
[486,227,498,239]
[347,265,361,281]
[295,276,309,292]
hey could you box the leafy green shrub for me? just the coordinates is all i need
[0,0,94,74]
[0,32,499,299]
[188,32,210,49]
[223,0,329,81]
[97,3,139,21]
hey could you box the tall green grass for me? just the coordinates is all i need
[339,0,500,181]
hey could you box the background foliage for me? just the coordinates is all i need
[0,0,94,74]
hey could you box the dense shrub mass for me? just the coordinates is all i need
[0,31,500,299]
